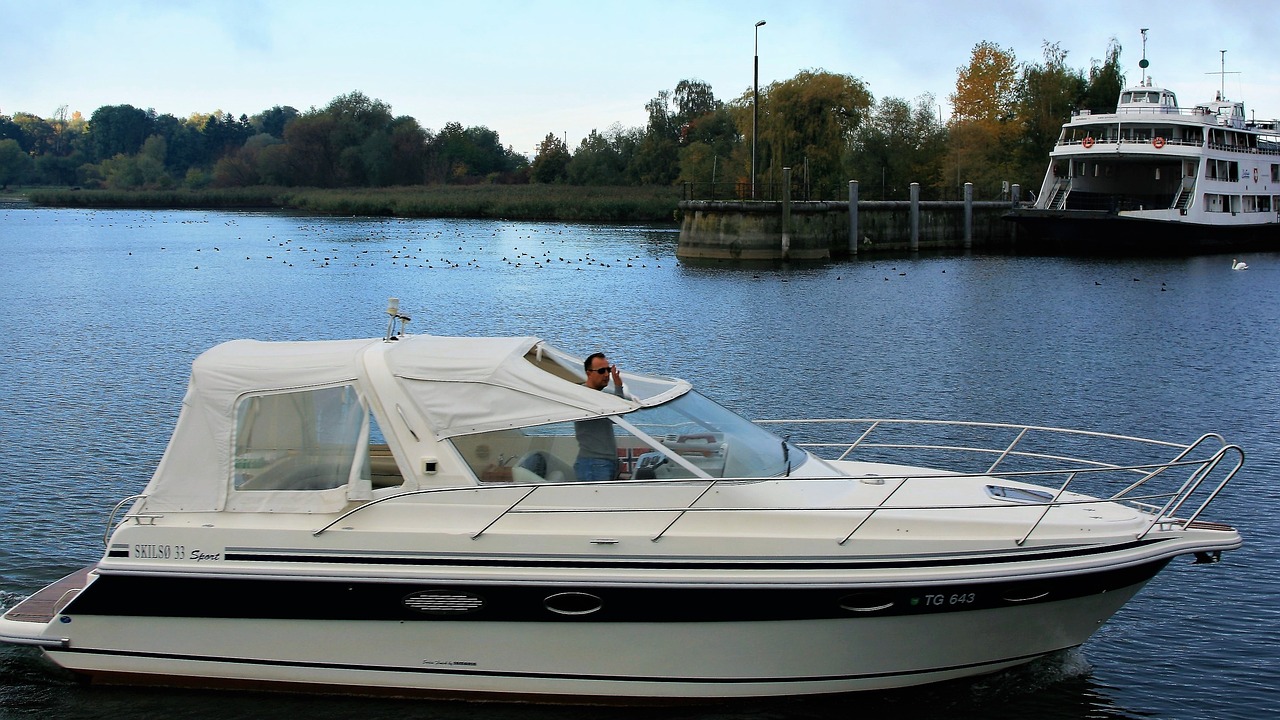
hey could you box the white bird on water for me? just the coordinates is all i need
[1232,258,1249,270]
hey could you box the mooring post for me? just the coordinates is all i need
[909,182,920,252]
[781,167,792,260]
[1011,183,1020,205]
[848,180,859,256]
[964,182,974,250]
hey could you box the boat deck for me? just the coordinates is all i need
[4,566,95,623]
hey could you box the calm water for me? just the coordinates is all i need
[1,208,1277,720]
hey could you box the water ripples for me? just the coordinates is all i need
[2,208,1277,719]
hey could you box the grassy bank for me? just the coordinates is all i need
[25,185,683,223]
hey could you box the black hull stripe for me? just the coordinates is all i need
[62,560,1168,622]
[211,538,1162,570]
[55,644,1068,686]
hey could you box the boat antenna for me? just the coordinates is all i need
[384,297,412,341]
[1206,50,1240,101]
[1138,28,1149,86]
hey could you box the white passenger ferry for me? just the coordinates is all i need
[1008,39,1280,253]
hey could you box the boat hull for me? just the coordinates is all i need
[6,560,1167,701]
[1005,208,1280,255]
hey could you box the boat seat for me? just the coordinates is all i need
[513,450,576,483]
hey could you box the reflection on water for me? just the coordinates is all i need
[1,208,1277,720]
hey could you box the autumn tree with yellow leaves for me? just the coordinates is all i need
[944,41,1021,199]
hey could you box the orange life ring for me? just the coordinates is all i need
[1153,137,1166,149]
[1082,136,1095,148]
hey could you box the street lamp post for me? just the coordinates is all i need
[752,20,765,200]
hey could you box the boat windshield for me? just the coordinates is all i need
[622,391,804,478]
[450,391,806,484]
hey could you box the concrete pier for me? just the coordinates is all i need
[677,195,1018,261]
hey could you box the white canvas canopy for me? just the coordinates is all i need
[137,335,689,513]
[385,335,686,438]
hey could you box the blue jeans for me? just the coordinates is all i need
[574,457,618,482]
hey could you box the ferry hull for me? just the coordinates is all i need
[1005,209,1280,255]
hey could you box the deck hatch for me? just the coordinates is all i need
[986,485,1055,504]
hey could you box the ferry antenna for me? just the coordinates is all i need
[1206,49,1241,101]
[1138,29,1150,85]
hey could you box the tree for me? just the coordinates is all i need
[387,116,427,185]
[530,132,569,184]
[1014,42,1087,186]
[754,69,873,198]
[154,114,205,175]
[201,112,254,163]
[946,41,1020,198]
[282,112,338,186]
[428,122,517,182]
[622,89,683,185]
[253,105,300,139]
[87,104,154,161]
[12,113,54,155]
[951,41,1020,125]
[325,91,393,185]
[0,115,24,148]
[847,95,947,199]
[1082,38,1125,113]
[0,138,33,188]
[568,128,626,185]
[673,79,720,127]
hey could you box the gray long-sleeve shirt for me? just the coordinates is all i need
[575,383,625,460]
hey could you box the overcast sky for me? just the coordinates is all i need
[4,1,1277,156]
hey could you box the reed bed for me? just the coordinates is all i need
[27,185,682,223]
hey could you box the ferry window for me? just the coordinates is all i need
[1272,165,1279,182]
[233,385,364,492]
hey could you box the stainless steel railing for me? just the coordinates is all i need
[310,419,1242,549]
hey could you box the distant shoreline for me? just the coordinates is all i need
[12,185,682,224]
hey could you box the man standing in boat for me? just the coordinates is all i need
[575,352,625,481]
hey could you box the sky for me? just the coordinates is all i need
[3,1,1278,157]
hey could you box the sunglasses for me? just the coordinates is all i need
[589,366,613,375]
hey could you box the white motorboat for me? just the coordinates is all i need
[0,301,1243,701]
[1006,31,1280,253]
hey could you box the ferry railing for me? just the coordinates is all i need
[312,420,1242,548]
